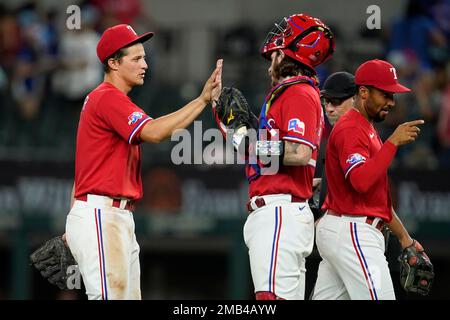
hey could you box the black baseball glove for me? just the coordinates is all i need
[398,239,434,296]
[213,87,258,135]
[30,235,77,290]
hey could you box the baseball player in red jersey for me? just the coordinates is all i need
[312,59,429,300]
[64,24,222,300]
[243,13,335,300]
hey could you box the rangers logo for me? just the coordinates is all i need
[288,118,305,135]
[346,153,366,165]
[128,111,143,125]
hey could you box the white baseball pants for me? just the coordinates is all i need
[243,194,315,300]
[312,213,395,300]
[65,195,141,300]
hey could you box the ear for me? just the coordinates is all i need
[358,86,369,100]
[107,58,120,71]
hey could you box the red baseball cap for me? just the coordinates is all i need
[96,24,154,63]
[355,59,410,93]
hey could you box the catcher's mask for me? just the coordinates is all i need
[261,13,335,71]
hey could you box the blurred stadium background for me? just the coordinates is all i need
[0,0,449,299]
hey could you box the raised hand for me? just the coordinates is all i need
[388,120,425,146]
[211,59,223,103]
[199,59,223,104]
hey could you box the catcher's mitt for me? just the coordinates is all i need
[213,87,258,137]
[30,235,77,290]
[398,239,434,296]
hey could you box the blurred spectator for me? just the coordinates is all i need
[11,2,58,121]
[90,0,143,25]
[383,50,441,169]
[52,5,101,110]
[0,5,22,75]
[88,0,156,33]
[430,0,450,35]
[387,0,447,71]
[384,0,448,169]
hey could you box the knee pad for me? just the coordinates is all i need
[255,291,283,300]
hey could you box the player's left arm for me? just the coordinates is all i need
[141,59,222,144]
[283,141,312,166]
[387,207,414,249]
[389,207,434,295]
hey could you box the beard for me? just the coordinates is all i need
[374,106,391,122]
[270,65,282,87]
[271,78,279,87]
[366,99,388,123]
[270,71,281,88]
[373,111,386,123]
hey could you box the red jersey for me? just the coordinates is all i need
[322,108,395,221]
[249,80,324,200]
[74,82,152,200]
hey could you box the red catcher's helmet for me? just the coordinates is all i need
[261,13,335,71]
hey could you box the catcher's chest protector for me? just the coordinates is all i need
[246,76,319,182]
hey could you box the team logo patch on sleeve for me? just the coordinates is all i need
[128,111,144,125]
[288,118,305,135]
[346,153,366,164]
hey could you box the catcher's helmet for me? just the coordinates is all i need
[261,13,335,71]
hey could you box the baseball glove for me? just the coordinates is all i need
[30,235,77,290]
[213,87,258,137]
[398,239,434,296]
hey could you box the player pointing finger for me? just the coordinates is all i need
[388,120,425,146]
[312,60,433,300]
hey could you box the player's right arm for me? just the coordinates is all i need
[342,120,424,193]
[140,59,223,144]
[387,120,424,146]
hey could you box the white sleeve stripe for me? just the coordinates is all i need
[283,136,316,150]
[128,117,152,144]
[344,161,366,179]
